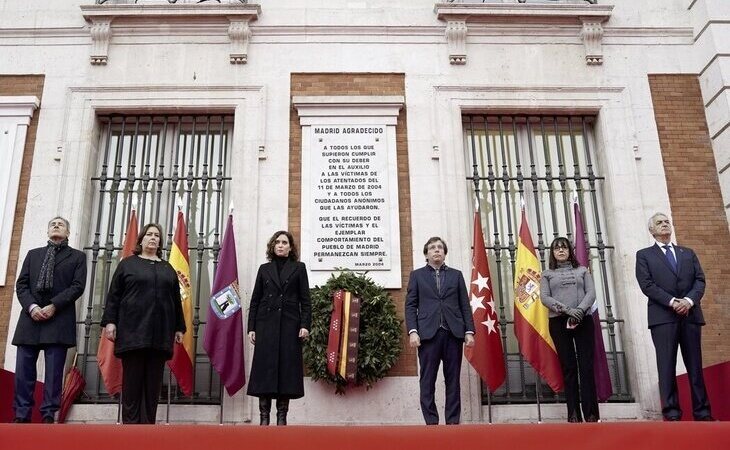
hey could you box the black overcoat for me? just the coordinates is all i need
[246,260,312,399]
[13,245,87,348]
[101,255,186,360]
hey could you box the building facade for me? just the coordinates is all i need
[1,0,728,424]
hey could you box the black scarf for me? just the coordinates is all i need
[36,239,68,292]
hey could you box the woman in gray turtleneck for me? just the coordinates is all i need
[540,236,599,423]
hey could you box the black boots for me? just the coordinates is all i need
[259,397,271,426]
[260,397,289,426]
[276,398,289,426]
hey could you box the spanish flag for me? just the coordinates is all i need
[513,208,564,392]
[168,210,194,396]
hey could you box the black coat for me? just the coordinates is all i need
[13,245,87,348]
[246,260,312,399]
[101,255,186,360]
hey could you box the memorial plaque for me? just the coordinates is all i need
[295,95,403,288]
[309,125,390,271]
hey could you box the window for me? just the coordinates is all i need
[78,113,232,404]
[463,114,631,404]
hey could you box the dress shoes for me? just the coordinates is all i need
[42,416,55,424]
[696,416,717,422]
[12,417,31,423]
[666,417,681,422]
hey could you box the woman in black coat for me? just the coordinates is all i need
[247,230,312,426]
[101,223,186,424]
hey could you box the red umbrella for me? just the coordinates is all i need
[58,353,86,423]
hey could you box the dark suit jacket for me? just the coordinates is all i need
[635,243,705,328]
[405,264,475,341]
[13,245,87,347]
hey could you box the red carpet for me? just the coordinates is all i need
[0,368,45,423]
[677,360,730,421]
[1,422,729,450]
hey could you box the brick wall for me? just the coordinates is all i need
[289,73,416,375]
[0,75,45,365]
[648,74,730,367]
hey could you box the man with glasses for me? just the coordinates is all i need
[405,237,475,425]
[12,217,87,423]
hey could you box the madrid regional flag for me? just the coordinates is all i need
[464,212,506,393]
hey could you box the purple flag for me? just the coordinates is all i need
[573,200,613,402]
[203,215,245,396]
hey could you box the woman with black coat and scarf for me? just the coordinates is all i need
[247,230,312,426]
[101,223,186,424]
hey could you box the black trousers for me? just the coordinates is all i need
[121,349,167,424]
[417,328,464,425]
[650,320,711,420]
[549,315,599,422]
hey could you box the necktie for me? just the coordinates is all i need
[663,245,677,272]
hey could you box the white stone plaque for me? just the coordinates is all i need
[310,125,390,271]
[295,96,403,288]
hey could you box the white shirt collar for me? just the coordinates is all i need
[655,240,675,250]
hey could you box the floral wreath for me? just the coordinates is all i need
[303,270,402,394]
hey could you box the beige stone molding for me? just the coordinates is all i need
[435,2,613,65]
[80,3,261,65]
[0,96,39,286]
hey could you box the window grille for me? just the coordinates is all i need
[463,114,632,404]
[78,114,233,404]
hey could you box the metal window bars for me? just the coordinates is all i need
[463,114,632,405]
[78,114,233,404]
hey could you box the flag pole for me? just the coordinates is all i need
[535,378,543,423]
[166,371,172,424]
[470,144,487,425]
[520,199,540,423]
[218,384,224,425]
[486,389,493,424]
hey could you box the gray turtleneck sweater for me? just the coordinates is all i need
[540,263,596,318]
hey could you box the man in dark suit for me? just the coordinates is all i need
[405,237,475,425]
[635,213,713,421]
[12,217,87,423]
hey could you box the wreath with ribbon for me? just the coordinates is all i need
[303,270,402,394]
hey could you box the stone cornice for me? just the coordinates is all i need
[293,95,405,123]
[80,4,261,20]
[0,96,40,119]
[434,3,613,22]
[80,3,260,65]
[434,2,613,65]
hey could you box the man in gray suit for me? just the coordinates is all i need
[635,213,713,421]
[405,237,475,425]
[12,217,87,423]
